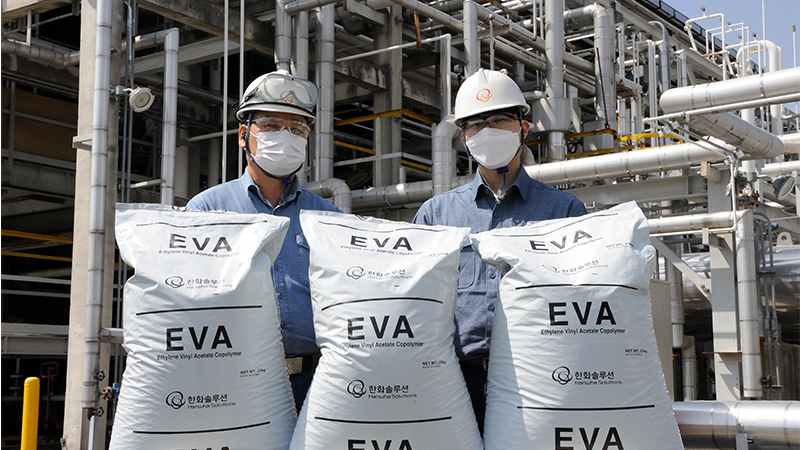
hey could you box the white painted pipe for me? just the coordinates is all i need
[160,28,179,205]
[83,0,111,419]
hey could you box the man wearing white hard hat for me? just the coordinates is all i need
[413,68,586,431]
[187,70,341,412]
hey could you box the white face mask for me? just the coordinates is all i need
[251,129,307,177]
[466,127,521,170]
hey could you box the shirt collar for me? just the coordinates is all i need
[242,169,302,207]
[467,166,532,202]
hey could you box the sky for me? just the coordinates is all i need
[662,0,800,70]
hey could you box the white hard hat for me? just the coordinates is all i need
[236,70,318,123]
[454,68,530,123]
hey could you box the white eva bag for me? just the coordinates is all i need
[110,204,296,450]
[472,202,683,450]
[293,211,483,450]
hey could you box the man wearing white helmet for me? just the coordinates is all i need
[187,70,341,412]
[413,69,586,431]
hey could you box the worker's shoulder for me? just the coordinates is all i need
[186,179,243,211]
[297,187,343,212]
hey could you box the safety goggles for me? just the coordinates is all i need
[251,116,311,138]
[243,72,319,110]
[459,113,519,136]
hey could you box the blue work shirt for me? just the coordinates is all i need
[413,168,586,360]
[186,170,341,357]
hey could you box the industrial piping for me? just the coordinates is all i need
[158,29,179,206]
[672,401,800,449]
[83,1,112,449]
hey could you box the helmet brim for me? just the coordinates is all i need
[236,103,316,124]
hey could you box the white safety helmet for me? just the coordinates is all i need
[236,69,318,124]
[453,68,530,124]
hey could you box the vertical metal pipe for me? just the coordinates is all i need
[736,210,763,399]
[545,0,565,161]
[463,0,479,76]
[315,4,335,181]
[83,0,112,443]
[432,116,458,196]
[681,336,697,400]
[275,0,292,70]
[294,11,310,78]
[441,34,452,117]
[160,28,179,205]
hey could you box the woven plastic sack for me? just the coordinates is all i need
[292,210,483,450]
[472,201,683,450]
[110,204,296,450]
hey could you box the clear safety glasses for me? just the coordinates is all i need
[244,72,319,110]
[251,116,311,138]
[460,113,519,137]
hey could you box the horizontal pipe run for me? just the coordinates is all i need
[672,401,800,449]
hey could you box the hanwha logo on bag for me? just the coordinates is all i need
[346,266,365,280]
[347,380,366,398]
[166,391,186,409]
[552,366,572,385]
[476,88,492,102]
[165,276,184,288]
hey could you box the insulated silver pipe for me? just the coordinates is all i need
[660,66,800,117]
[681,336,697,401]
[672,401,800,449]
[463,0,479,76]
[314,4,336,181]
[159,28,179,206]
[736,210,763,399]
[762,160,800,177]
[432,116,458,196]
[305,178,352,213]
[293,11,310,78]
[83,0,112,426]
[545,0,565,161]
[275,0,292,70]
[673,112,785,159]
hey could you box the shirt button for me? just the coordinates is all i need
[274,264,282,271]
[281,322,287,329]
[488,304,495,311]
[493,211,499,218]
[278,292,285,299]
[489,272,497,279]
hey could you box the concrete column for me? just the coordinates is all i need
[373,4,403,187]
[63,0,122,448]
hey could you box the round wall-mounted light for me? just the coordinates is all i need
[129,87,155,113]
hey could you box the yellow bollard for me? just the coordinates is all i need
[21,377,40,450]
